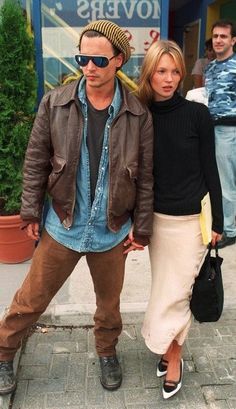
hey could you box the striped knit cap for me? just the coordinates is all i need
[78,20,131,65]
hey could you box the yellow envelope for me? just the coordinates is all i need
[200,193,212,245]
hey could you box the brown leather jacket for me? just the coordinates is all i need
[20,78,154,240]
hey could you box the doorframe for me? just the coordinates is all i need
[32,0,44,107]
[182,18,201,94]
[183,18,201,61]
[160,0,169,39]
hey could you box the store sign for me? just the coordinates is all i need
[76,0,160,22]
[42,0,161,55]
[43,0,161,25]
[23,0,161,83]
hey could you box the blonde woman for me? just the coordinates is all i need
[138,40,223,399]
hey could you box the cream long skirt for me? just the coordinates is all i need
[141,212,207,355]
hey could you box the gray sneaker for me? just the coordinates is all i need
[0,361,16,395]
[217,235,236,249]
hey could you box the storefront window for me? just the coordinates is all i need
[23,0,161,91]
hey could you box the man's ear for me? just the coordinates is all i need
[116,53,124,69]
[231,36,236,46]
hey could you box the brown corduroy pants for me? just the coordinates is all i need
[0,230,127,361]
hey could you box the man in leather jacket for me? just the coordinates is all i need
[0,20,153,395]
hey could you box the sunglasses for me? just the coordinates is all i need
[75,54,116,68]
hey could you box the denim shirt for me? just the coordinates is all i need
[45,77,131,252]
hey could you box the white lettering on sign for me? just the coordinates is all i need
[120,0,136,19]
[137,0,152,19]
[77,0,160,21]
[76,1,90,19]
[106,1,120,19]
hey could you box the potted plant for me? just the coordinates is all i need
[0,0,37,263]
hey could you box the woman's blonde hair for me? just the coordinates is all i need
[138,40,186,105]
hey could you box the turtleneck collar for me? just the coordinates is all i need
[150,92,187,114]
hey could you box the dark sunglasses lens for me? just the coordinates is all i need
[92,56,109,67]
[75,55,89,66]
[75,55,109,68]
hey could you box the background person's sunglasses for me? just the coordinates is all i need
[75,54,116,68]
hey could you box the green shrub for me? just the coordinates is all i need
[0,0,37,215]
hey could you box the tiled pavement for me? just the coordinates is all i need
[1,244,235,408]
[2,309,236,409]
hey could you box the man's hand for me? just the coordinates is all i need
[26,223,40,241]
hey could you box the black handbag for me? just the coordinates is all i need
[190,243,224,323]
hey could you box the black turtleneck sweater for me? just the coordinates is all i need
[151,92,223,234]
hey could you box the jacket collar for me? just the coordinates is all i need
[52,76,146,116]
[52,78,80,106]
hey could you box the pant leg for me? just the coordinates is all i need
[215,126,236,237]
[86,240,127,357]
[0,230,82,361]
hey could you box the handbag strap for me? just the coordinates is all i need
[209,242,219,257]
[209,242,223,268]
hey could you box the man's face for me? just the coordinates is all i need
[79,36,123,89]
[212,26,236,60]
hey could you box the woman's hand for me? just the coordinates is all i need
[211,231,222,247]
[123,240,144,254]
[123,226,144,254]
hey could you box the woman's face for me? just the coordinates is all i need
[150,53,181,101]
[205,47,215,61]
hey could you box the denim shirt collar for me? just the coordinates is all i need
[78,76,121,118]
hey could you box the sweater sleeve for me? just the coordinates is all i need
[197,104,223,233]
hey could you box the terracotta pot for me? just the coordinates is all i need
[0,214,35,263]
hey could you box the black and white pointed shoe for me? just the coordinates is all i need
[156,357,168,377]
[162,358,184,399]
